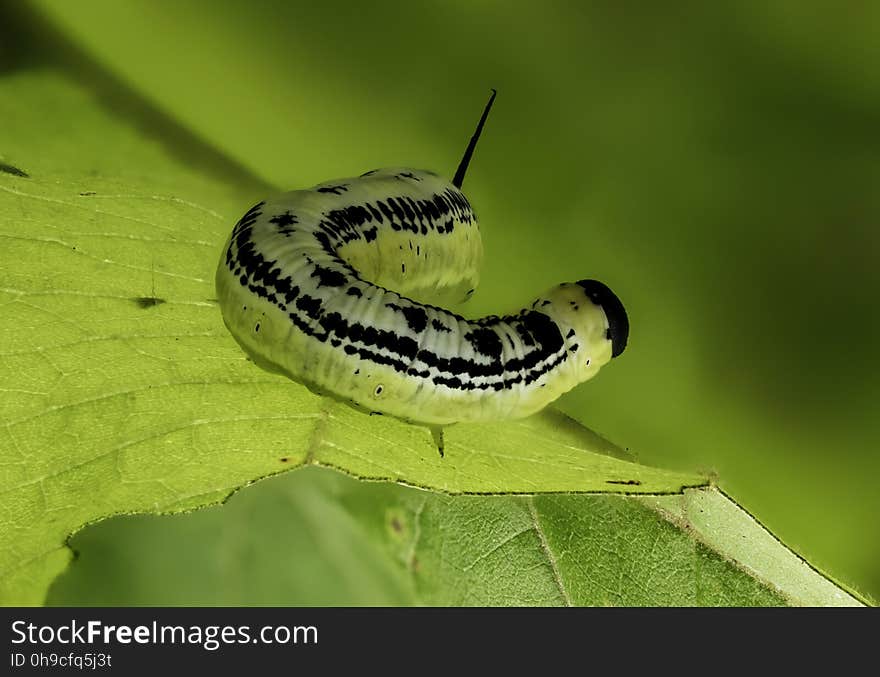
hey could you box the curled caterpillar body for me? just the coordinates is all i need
[216,168,628,427]
[215,94,628,434]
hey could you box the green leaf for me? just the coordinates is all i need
[48,466,863,606]
[0,72,709,605]
[0,71,867,607]
[19,0,880,602]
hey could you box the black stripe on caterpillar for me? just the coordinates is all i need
[216,91,629,455]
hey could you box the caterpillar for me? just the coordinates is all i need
[216,91,628,455]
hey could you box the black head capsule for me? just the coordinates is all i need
[576,279,629,358]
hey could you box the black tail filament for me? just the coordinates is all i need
[452,89,497,189]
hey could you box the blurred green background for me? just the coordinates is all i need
[3,0,877,602]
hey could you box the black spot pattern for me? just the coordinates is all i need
[386,303,428,333]
[317,184,348,194]
[296,295,322,319]
[311,263,347,288]
[221,173,580,395]
[268,211,298,237]
[319,188,473,245]
[465,327,503,359]
[269,211,297,227]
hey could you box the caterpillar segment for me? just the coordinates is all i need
[215,93,628,456]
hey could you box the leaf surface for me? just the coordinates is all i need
[1,72,710,604]
[49,467,863,606]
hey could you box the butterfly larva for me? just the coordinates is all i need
[216,91,628,455]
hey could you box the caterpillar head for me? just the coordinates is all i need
[542,279,628,382]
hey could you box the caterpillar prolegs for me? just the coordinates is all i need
[216,92,629,455]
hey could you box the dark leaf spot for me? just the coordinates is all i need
[132,296,166,309]
[0,162,28,177]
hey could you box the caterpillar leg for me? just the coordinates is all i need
[430,426,445,458]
